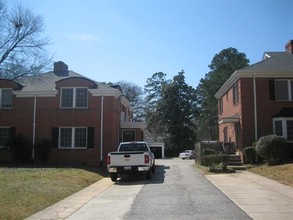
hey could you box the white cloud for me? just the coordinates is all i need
[66,33,101,42]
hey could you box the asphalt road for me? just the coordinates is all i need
[68,159,251,220]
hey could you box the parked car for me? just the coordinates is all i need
[179,150,195,159]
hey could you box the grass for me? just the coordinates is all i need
[196,162,293,187]
[248,163,293,187]
[0,166,106,220]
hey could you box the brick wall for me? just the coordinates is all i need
[218,77,293,150]
[0,76,136,166]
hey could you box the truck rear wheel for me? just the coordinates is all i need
[146,170,151,180]
[110,173,118,182]
[151,164,155,173]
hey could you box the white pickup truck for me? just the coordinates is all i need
[106,141,155,181]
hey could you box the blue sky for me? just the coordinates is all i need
[8,0,293,88]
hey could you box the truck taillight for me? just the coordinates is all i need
[144,155,149,164]
[106,155,111,164]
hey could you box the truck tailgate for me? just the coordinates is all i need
[109,152,145,166]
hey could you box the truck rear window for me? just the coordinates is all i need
[119,144,148,152]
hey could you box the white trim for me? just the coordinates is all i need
[89,89,131,108]
[120,121,146,129]
[13,90,58,97]
[218,117,240,124]
[253,72,258,141]
[215,70,293,99]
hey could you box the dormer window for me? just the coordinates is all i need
[0,88,13,108]
[60,87,88,108]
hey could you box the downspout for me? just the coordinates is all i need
[32,95,37,162]
[100,92,104,167]
[253,72,258,141]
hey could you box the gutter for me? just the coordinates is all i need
[253,72,258,141]
[100,92,104,167]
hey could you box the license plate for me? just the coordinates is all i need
[124,158,130,161]
[124,166,131,170]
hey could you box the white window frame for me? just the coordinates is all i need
[60,87,88,108]
[58,127,88,149]
[0,127,10,148]
[273,117,293,142]
[275,79,293,101]
[0,88,13,109]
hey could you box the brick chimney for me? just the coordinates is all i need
[54,61,69,76]
[285,40,293,54]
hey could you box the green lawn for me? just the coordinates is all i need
[0,166,106,220]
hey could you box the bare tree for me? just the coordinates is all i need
[116,81,145,121]
[0,1,52,79]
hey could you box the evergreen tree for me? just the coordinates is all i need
[195,48,249,141]
[145,70,197,153]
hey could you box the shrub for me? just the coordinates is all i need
[201,154,229,167]
[9,134,32,163]
[35,139,51,163]
[202,148,217,155]
[243,146,256,164]
[255,134,286,165]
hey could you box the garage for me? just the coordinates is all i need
[149,142,165,159]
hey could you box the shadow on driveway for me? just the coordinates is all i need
[114,164,169,185]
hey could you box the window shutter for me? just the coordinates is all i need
[51,127,59,148]
[269,80,275,100]
[87,127,94,148]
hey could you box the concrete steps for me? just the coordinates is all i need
[228,155,247,170]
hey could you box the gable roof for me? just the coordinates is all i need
[215,52,293,99]
[240,52,293,73]
[14,71,85,91]
[11,69,126,101]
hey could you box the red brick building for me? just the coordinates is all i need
[0,61,145,165]
[215,40,293,158]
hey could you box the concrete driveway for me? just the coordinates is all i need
[27,159,293,220]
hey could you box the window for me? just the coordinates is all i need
[59,127,87,148]
[219,97,223,114]
[0,89,12,108]
[0,127,11,147]
[75,128,87,147]
[223,126,228,143]
[122,130,135,142]
[274,120,283,136]
[60,88,88,108]
[275,80,292,101]
[287,120,293,141]
[273,118,293,141]
[76,88,88,107]
[232,82,239,105]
